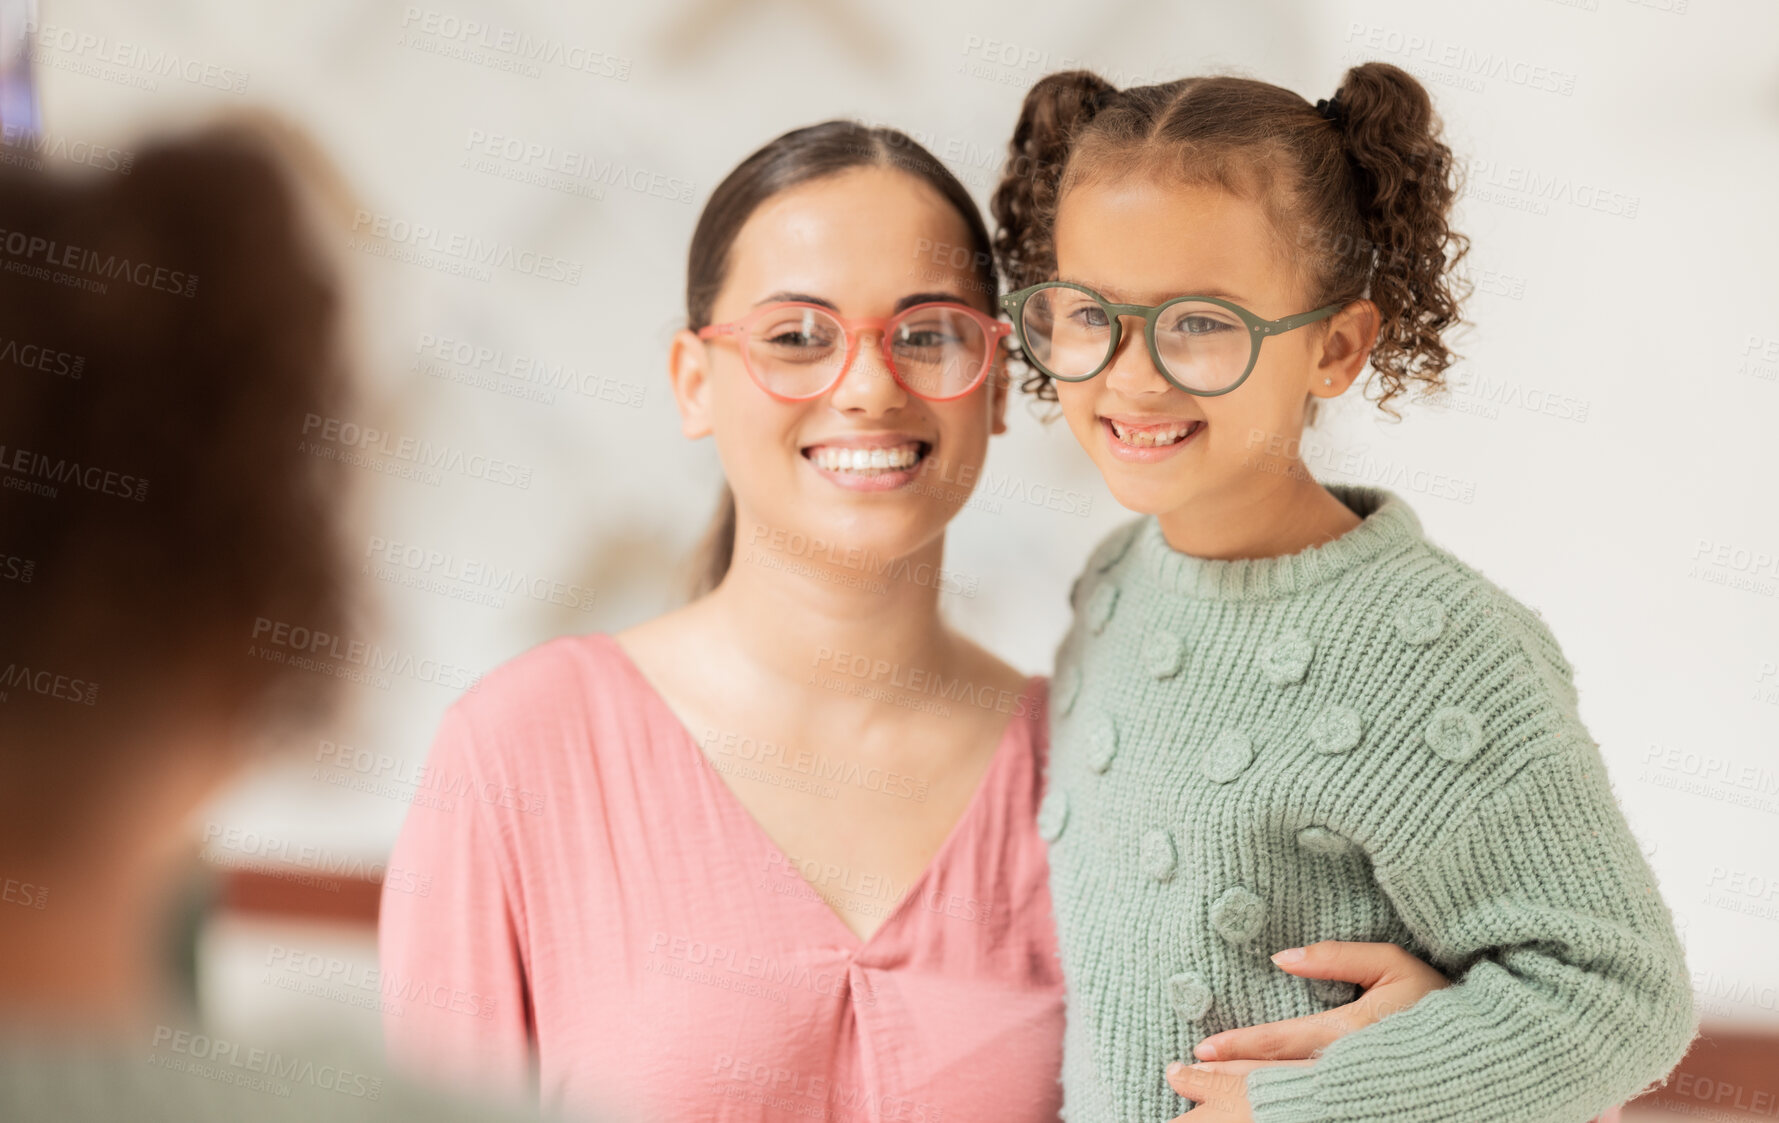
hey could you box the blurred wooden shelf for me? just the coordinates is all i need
[214,865,382,926]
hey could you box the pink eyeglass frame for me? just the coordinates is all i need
[696,300,1013,403]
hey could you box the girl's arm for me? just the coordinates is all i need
[1171,942,1623,1123]
[1235,697,1695,1123]
[1188,941,1448,1063]
[378,704,536,1104]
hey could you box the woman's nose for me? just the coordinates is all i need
[827,329,909,413]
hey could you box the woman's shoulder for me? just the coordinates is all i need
[945,632,1050,736]
[416,631,676,828]
[449,631,635,721]
[433,631,654,772]
[999,670,1050,734]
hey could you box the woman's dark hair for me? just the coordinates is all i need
[0,124,353,856]
[684,120,997,598]
[991,62,1469,415]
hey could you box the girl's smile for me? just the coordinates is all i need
[1101,414,1206,461]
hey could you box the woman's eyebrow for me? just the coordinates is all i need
[894,291,970,312]
[751,291,972,313]
[755,291,838,309]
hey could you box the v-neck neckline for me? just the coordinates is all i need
[600,633,1039,953]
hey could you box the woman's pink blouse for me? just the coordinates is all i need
[378,633,1066,1123]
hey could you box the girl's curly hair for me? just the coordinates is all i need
[991,62,1470,415]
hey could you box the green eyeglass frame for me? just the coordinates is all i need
[1000,281,1345,397]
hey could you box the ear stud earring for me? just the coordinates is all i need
[1323,378,1333,385]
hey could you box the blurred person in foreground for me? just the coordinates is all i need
[0,122,587,1123]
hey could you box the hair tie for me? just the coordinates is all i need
[1315,96,1345,126]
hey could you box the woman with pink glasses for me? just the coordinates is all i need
[378,121,1453,1123]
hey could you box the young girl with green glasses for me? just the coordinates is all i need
[992,62,1695,1123]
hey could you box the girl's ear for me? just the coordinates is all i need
[1311,299,1382,398]
[668,328,715,438]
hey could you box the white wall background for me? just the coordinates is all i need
[30,0,1778,1035]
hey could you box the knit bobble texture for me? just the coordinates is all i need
[1086,714,1119,774]
[1202,730,1255,783]
[1167,972,1213,1021]
[1259,630,1314,685]
[1210,887,1267,945]
[1142,631,1185,679]
[1094,523,1139,573]
[1044,485,1696,1123]
[1394,596,1447,644]
[1309,704,1365,754]
[1086,583,1119,634]
[1056,665,1082,715]
[1140,830,1177,881]
[1424,706,1484,763]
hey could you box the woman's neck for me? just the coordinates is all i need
[703,518,964,692]
[1156,466,1361,561]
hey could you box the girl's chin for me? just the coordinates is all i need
[1102,476,1201,518]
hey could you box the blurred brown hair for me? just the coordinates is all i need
[992,63,1470,416]
[0,123,353,856]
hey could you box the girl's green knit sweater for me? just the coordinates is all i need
[1043,485,1695,1123]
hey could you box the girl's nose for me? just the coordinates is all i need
[1103,312,1172,396]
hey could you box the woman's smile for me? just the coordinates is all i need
[800,431,934,491]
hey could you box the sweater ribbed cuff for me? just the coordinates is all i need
[1246,1065,1334,1123]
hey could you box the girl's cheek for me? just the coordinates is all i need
[1054,384,1098,436]
[1211,394,1280,456]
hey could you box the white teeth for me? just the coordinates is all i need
[1109,419,1200,448]
[810,442,924,473]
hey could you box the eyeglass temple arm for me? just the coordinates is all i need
[1260,302,1347,335]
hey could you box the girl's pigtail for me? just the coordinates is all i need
[991,69,1117,293]
[991,70,1117,401]
[1328,61,1470,412]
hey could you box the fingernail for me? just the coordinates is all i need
[1272,947,1305,964]
[1194,1040,1218,1060]
[1166,1061,1185,1078]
